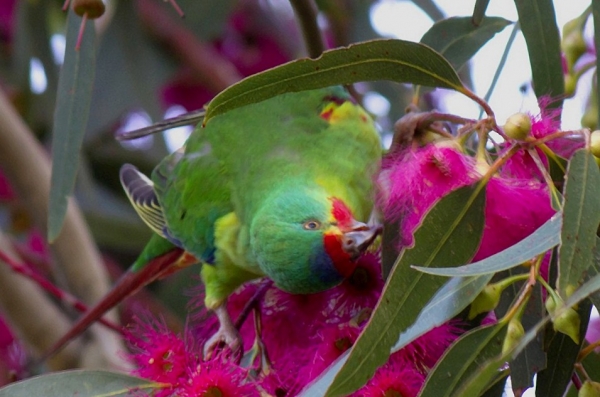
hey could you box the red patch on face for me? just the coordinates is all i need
[320,108,333,121]
[330,198,353,230]
[324,234,356,278]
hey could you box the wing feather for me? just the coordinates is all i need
[120,164,167,237]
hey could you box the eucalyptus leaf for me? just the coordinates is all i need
[458,272,600,396]
[514,0,564,109]
[324,184,486,397]
[418,323,508,397]
[204,39,464,122]
[420,16,512,71]
[558,150,600,299]
[535,300,592,397]
[392,274,493,352]
[509,283,545,394]
[0,370,161,397]
[412,213,561,277]
[594,1,600,124]
[48,9,97,242]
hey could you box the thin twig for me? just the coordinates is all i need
[289,0,325,58]
[0,250,123,334]
[0,88,127,369]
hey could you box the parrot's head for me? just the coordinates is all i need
[250,187,380,294]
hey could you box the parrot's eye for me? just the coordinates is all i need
[303,220,321,230]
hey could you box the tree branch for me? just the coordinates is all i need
[290,0,325,58]
[0,88,128,369]
[0,231,82,370]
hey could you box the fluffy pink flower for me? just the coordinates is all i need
[322,252,384,321]
[585,315,600,353]
[378,144,478,249]
[126,315,195,395]
[356,366,425,397]
[303,323,361,381]
[391,322,462,370]
[0,316,26,386]
[180,357,258,397]
[0,169,14,202]
[473,177,555,261]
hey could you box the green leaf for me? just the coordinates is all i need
[588,237,600,310]
[392,274,493,352]
[536,300,592,397]
[509,283,546,394]
[594,1,600,124]
[420,16,512,71]
[558,150,600,299]
[204,39,464,122]
[472,0,492,26]
[0,370,161,397]
[458,271,600,397]
[48,9,97,241]
[324,184,486,397]
[381,218,400,279]
[418,323,508,397]
[514,0,564,109]
[413,213,561,276]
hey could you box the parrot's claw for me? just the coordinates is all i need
[203,304,242,361]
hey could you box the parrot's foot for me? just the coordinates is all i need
[203,304,242,361]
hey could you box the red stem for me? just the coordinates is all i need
[0,250,123,334]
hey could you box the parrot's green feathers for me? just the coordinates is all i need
[124,86,382,309]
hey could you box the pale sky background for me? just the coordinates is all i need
[370,0,593,130]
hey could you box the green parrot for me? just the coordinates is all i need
[45,86,382,358]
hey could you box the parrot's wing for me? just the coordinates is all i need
[152,134,233,263]
[120,164,168,239]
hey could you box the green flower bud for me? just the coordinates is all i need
[545,294,558,315]
[582,106,599,130]
[562,18,587,70]
[590,131,600,157]
[502,318,525,355]
[468,283,502,319]
[579,380,600,397]
[553,307,581,344]
[565,74,578,98]
[504,113,532,141]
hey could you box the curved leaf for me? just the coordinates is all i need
[509,283,545,394]
[323,184,486,397]
[392,274,493,352]
[204,39,464,122]
[48,9,96,241]
[412,213,562,276]
[458,272,600,397]
[594,1,600,125]
[514,0,564,109]
[0,370,161,397]
[535,301,592,397]
[558,150,600,299]
[418,323,508,397]
[420,16,512,71]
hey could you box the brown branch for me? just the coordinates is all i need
[290,0,325,58]
[0,89,128,369]
[0,231,82,370]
